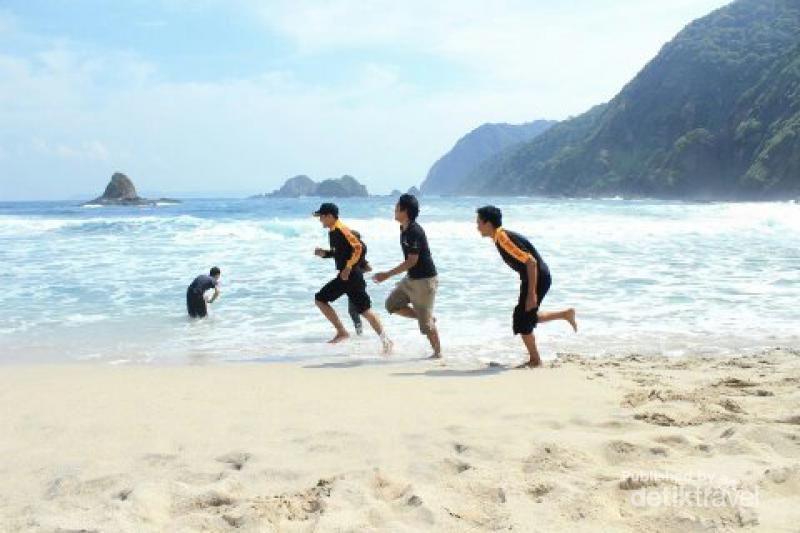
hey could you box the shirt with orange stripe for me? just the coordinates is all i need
[494,227,550,282]
[328,219,364,271]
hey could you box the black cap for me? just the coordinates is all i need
[313,202,339,217]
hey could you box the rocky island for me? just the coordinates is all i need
[253,175,370,198]
[83,173,179,206]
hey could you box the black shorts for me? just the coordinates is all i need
[186,288,207,318]
[315,268,371,314]
[512,273,552,335]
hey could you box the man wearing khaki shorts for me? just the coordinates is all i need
[373,194,442,358]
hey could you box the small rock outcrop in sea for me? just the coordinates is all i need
[83,173,180,206]
[407,186,421,196]
[253,175,370,198]
[263,175,317,198]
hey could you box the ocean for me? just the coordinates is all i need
[1,197,798,365]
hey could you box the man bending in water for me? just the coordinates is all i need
[186,266,221,318]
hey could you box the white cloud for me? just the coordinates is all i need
[30,138,110,161]
[0,0,734,199]
[255,0,732,107]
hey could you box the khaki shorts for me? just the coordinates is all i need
[385,276,438,335]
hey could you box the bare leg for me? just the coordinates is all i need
[361,309,393,354]
[537,307,578,332]
[389,306,441,358]
[516,333,542,368]
[390,305,417,319]
[427,326,442,358]
[316,300,349,343]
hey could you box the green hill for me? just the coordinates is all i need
[462,0,800,199]
[420,120,555,195]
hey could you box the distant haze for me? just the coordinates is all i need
[0,0,731,200]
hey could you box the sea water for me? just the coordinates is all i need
[1,197,798,365]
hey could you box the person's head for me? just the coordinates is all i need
[476,205,502,237]
[313,202,339,228]
[395,193,419,224]
[210,266,221,280]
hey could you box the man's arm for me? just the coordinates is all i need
[373,254,418,283]
[208,287,221,304]
[525,258,538,311]
[314,248,333,258]
[339,227,363,281]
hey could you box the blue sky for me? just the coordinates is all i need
[0,0,732,200]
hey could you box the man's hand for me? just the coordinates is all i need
[525,292,538,312]
[340,266,352,281]
[314,247,326,258]
[372,272,390,283]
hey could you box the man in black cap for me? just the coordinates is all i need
[313,203,392,353]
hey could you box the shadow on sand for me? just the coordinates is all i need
[304,358,518,376]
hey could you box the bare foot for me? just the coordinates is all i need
[328,332,350,344]
[566,308,578,333]
[381,336,394,356]
[427,353,442,360]
[514,361,543,369]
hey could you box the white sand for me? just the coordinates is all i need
[1,349,799,532]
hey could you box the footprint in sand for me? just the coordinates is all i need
[634,411,684,427]
[183,490,237,510]
[115,488,133,501]
[442,458,472,474]
[777,414,800,425]
[251,477,335,524]
[44,474,131,501]
[762,465,800,495]
[215,451,251,471]
[527,481,555,501]
[373,469,413,501]
[603,440,670,465]
[618,475,667,491]
[522,442,591,473]
[714,377,757,388]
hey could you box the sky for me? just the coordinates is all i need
[0,0,732,200]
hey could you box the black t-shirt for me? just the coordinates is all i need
[494,228,549,283]
[189,274,218,295]
[327,220,364,272]
[323,228,368,270]
[401,221,437,279]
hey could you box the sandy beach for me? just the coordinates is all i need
[1,349,798,532]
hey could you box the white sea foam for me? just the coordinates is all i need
[65,314,109,325]
[1,197,798,364]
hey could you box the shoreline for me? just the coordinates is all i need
[1,349,798,532]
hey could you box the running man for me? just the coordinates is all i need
[316,228,372,335]
[186,266,221,318]
[476,206,577,368]
[373,194,441,358]
[313,203,392,353]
